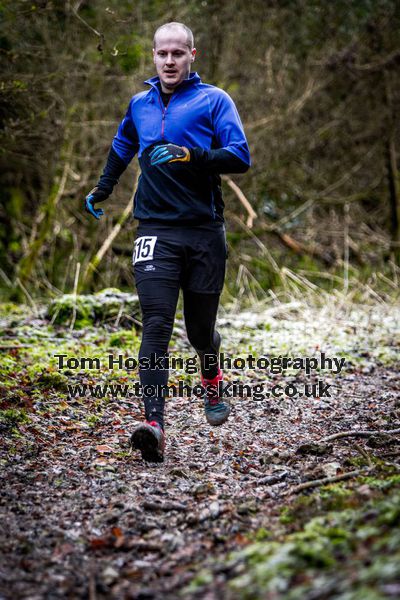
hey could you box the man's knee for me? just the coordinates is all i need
[143,313,174,344]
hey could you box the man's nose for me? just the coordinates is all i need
[166,53,175,64]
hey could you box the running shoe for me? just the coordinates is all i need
[130,420,165,462]
[201,369,231,426]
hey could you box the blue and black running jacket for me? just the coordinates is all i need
[97,72,251,224]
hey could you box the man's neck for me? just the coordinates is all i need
[159,71,192,94]
[159,87,173,107]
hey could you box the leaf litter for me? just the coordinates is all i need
[0,295,399,599]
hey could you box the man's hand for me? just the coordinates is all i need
[85,187,109,220]
[149,143,190,166]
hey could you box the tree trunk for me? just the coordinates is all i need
[14,139,72,289]
[385,136,400,261]
[384,71,400,263]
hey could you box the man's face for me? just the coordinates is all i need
[153,28,196,93]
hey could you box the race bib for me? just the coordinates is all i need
[133,236,157,264]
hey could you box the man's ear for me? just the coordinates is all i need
[191,48,196,62]
[152,48,156,63]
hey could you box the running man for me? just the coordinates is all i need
[85,22,251,462]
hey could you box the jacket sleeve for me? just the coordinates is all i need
[96,146,128,195]
[95,99,140,195]
[111,99,140,165]
[190,90,251,174]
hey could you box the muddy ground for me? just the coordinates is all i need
[1,296,399,599]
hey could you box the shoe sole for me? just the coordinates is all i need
[130,428,164,463]
[205,404,231,426]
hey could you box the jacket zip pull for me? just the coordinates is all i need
[161,106,167,138]
[161,110,166,138]
[158,90,171,138]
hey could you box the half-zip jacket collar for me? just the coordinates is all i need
[144,73,201,140]
[144,71,201,96]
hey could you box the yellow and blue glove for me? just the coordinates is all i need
[149,143,190,166]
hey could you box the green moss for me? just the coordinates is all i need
[184,468,400,598]
[47,294,95,327]
[279,506,295,524]
[294,518,352,566]
[181,570,214,594]
[109,330,137,348]
[376,497,400,527]
[226,490,400,598]
[253,528,272,542]
[0,408,31,432]
[344,456,367,468]
[34,369,68,390]
[277,492,316,526]
[86,414,101,428]
[318,482,354,510]
[46,289,140,328]
[0,302,27,318]
[114,450,132,459]
[359,474,400,491]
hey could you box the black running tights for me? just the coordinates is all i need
[136,278,221,430]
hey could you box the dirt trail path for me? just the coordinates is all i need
[1,299,399,599]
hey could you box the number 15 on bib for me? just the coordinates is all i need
[133,236,157,264]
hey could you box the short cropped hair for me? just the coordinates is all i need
[153,22,194,50]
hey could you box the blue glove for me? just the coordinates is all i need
[85,187,109,220]
[149,143,190,166]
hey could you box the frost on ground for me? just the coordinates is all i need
[0,295,399,599]
[217,298,399,365]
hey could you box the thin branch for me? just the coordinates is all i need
[0,268,12,287]
[71,4,103,38]
[318,145,377,197]
[352,49,400,72]
[245,77,327,131]
[229,214,280,272]
[353,443,373,467]
[274,198,315,229]
[259,221,334,266]
[286,467,373,495]
[222,176,257,228]
[14,278,39,316]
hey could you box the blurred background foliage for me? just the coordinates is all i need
[1,0,399,305]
